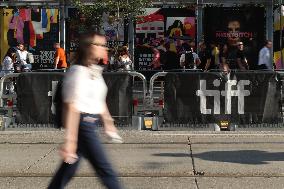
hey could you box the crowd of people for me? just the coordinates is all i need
[0,38,274,76]
[0,41,69,76]
[148,39,274,72]
[1,42,34,76]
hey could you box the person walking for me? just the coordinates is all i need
[117,46,132,71]
[1,48,16,76]
[48,32,123,189]
[258,40,273,70]
[236,42,248,70]
[179,42,200,69]
[197,41,211,71]
[54,42,67,69]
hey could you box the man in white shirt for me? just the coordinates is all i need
[15,43,28,65]
[258,40,273,70]
[180,43,200,69]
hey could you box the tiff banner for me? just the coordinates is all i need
[164,72,281,124]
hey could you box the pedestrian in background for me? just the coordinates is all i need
[15,42,28,65]
[236,42,248,70]
[197,41,211,71]
[118,46,132,71]
[209,42,220,70]
[54,42,67,69]
[15,42,32,71]
[150,46,162,70]
[1,48,16,76]
[1,48,17,93]
[179,42,200,69]
[258,40,273,70]
[163,42,180,70]
[219,44,229,70]
[48,32,123,189]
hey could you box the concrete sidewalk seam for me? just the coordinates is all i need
[188,137,205,189]
[22,146,57,172]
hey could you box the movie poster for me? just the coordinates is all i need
[204,7,265,69]
[166,17,195,39]
[135,8,164,70]
[2,8,59,64]
[134,8,196,71]
[274,5,284,69]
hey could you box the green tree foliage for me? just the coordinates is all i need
[71,0,152,30]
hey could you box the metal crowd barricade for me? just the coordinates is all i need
[142,69,205,131]
[0,73,20,130]
[275,70,284,123]
[128,71,147,104]
[115,71,148,128]
[0,71,148,130]
[148,70,284,131]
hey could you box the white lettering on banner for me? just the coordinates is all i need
[33,55,40,64]
[138,53,153,70]
[40,51,55,64]
[48,81,59,115]
[196,79,251,115]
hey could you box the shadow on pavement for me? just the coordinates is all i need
[154,151,284,165]
[194,150,284,165]
[152,153,189,157]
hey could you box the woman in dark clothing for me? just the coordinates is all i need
[219,44,229,70]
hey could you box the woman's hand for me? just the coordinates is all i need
[60,140,78,164]
[103,117,118,133]
[101,103,123,143]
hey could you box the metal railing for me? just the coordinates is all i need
[0,71,148,130]
[0,73,20,107]
[148,70,284,130]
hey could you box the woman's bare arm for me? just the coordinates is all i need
[61,103,80,162]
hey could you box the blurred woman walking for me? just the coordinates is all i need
[48,32,123,189]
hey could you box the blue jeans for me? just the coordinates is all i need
[48,114,122,189]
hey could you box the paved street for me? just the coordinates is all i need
[1,130,284,189]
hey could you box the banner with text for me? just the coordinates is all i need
[164,72,281,124]
[16,72,133,124]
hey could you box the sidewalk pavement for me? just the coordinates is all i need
[0,130,284,189]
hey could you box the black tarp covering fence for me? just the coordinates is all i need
[164,71,281,124]
[16,72,133,125]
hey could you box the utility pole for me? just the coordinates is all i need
[280,0,284,68]
[59,0,66,49]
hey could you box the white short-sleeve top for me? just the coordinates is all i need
[63,65,108,114]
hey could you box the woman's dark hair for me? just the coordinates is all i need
[4,48,16,61]
[119,46,129,56]
[264,40,272,46]
[182,43,191,51]
[73,31,105,67]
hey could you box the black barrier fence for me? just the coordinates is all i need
[2,70,284,130]
[15,72,133,126]
[163,71,282,125]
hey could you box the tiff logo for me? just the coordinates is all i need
[196,79,250,115]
